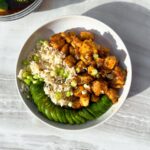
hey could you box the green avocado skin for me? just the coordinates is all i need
[30,83,113,125]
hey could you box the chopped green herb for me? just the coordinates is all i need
[55,92,62,100]
[66,91,73,97]
[22,60,29,66]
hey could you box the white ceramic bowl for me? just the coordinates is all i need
[16,15,132,130]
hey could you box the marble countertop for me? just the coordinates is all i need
[0,0,150,149]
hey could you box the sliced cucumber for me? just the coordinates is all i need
[50,105,59,122]
[79,109,94,120]
[65,109,74,124]
[55,107,64,123]
[70,111,81,124]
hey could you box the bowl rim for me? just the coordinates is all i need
[0,0,43,21]
[16,15,132,130]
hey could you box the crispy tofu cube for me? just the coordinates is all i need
[64,55,76,67]
[75,60,86,73]
[78,74,93,85]
[73,86,84,97]
[79,95,90,107]
[80,54,93,66]
[69,46,80,59]
[61,44,69,54]
[96,58,104,68]
[69,46,75,55]
[61,32,72,43]
[104,56,118,70]
[50,33,62,42]
[61,32,76,43]
[91,80,108,96]
[100,68,112,78]
[106,88,119,103]
[90,60,97,67]
[80,31,94,40]
[72,99,82,109]
[50,39,65,50]
[80,39,97,56]
[71,36,82,48]
[111,66,126,88]
[91,94,99,102]
[74,48,80,60]
[87,66,98,76]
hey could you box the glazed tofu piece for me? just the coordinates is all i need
[104,56,118,70]
[78,74,93,85]
[80,39,98,56]
[91,94,99,102]
[79,95,90,107]
[71,36,82,48]
[111,66,126,88]
[80,54,93,66]
[61,43,69,55]
[87,66,98,77]
[61,32,76,43]
[69,46,75,55]
[80,31,94,40]
[72,99,82,109]
[64,55,76,67]
[73,86,85,97]
[50,33,66,50]
[90,60,97,67]
[50,33,62,42]
[96,58,104,68]
[91,80,108,96]
[106,88,119,103]
[75,60,86,73]
[69,46,80,59]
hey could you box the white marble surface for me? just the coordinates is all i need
[0,0,150,149]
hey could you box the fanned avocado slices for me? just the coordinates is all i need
[29,83,113,125]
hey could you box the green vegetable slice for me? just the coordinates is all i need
[79,109,94,120]
[55,107,64,123]
[70,111,80,124]
[64,109,74,124]
[44,103,53,120]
